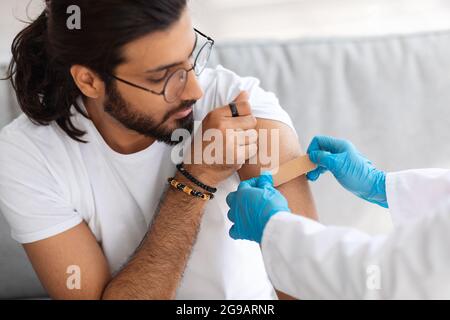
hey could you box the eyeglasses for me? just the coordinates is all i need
[108,28,214,103]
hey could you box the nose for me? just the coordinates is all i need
[179,69,204,102]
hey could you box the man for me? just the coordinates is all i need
[0,0,316,299]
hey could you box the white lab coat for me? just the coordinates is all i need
[261,169,450,299]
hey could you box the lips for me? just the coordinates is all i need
[172,106,193,119]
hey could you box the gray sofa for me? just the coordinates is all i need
[2,30,450,299]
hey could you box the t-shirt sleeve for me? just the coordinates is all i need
[0,128,82,244]
[197,65,298,138]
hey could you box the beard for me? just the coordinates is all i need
[103,83,195,146]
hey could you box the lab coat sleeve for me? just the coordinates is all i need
[261,207,450,299]
[386,169,450,226]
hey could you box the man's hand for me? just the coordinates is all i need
[226,172,291,243]
[185,91,258,187]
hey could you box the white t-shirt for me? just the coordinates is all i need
[0,65,296,299]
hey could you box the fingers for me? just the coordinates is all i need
[235,129,258,145]
[233,90,250,103]
[238,177,259,190]
[227,175,271,213]
[225,100,253,117]
[222,128,258,165]
[228,215,244,240]
[235,143,258,164]
[308,150,338,170]
[216,101,252,117]
[256,172,274,188]
[306,166,328,181]
[215,91,252,117]
[234,173,273,194]
[226,192,236,208]
[225,115,257,130]
[225,129,258,148]
[229,224,241,240]
[307,135,351,154]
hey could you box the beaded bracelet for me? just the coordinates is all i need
[168,177,214,201]
[176,163,218,194]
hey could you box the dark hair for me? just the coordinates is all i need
[4,0,187,142]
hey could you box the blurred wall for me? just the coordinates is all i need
[191,0,450,40]
[1,1,450,61]
[0,0,43,63]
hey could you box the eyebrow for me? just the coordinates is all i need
[145,33,198,74]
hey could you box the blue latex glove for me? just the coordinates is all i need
[226,172,291,243]
[307,135,388,208]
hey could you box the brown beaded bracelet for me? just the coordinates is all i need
[167,177,214,201]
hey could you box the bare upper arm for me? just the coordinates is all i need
[238,118,318,300]
[23,222,111,299]
[238,118,318,220]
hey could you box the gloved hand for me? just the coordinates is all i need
[307,135,388,208]
[226,172,291,243]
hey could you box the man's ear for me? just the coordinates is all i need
[70,65,105,99]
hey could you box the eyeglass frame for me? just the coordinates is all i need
[105,28,214,103]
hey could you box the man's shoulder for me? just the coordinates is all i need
[199,65,261,98]
[0,114,70,149]
[196,65,263,118]
[0,114,78,168]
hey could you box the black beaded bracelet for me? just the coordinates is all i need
[176,163,218,194]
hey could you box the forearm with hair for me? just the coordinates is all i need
[101,172,208,300]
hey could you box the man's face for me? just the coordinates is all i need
[104,9,204,145]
